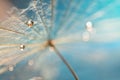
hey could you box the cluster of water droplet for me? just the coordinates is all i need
[0,0,52,73]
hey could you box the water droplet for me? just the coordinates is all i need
[26,20,34,28]
[8,65,14,72]
[86,21,93,32]
[28,60,34,66]
[20,44,25,51]
[49,47,54,52]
